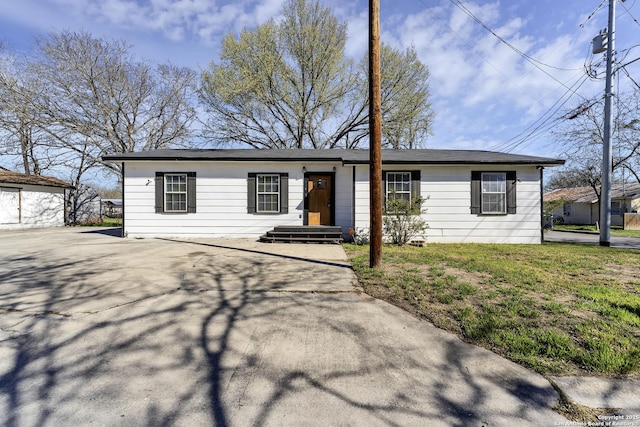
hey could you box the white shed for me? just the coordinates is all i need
[0,171,72,230]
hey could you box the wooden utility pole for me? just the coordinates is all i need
[369,0,383,268]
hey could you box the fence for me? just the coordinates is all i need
[624,213,640,230]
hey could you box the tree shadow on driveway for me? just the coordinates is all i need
[0,230,570,426]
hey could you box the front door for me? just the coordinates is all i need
[306,174,333,225]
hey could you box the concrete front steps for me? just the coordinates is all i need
[259,226,343,244]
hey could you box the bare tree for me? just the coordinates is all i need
[545,166,602,194]
[553,88,640,193]
[0,55,52,175]
[31,31,198,173]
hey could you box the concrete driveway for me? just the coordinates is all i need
[0,227,568,426]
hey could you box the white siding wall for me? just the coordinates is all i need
[552,202,594,225]
[553,202,631,226]
[355,165,544,244]
[0,185,65,229]
[123,161,353,238]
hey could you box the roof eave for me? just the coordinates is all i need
[0,180,73,189]
[102,155,345,162]
[103,156,565,167]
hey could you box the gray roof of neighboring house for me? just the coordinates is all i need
[103,149,565,166]
[0,171,72,189]
[544,183,640,203]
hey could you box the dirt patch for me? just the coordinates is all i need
[600,264,640,289]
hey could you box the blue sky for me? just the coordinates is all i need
[1,0,639,159]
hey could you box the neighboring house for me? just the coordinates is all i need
[67,184,102,224]
[103,149,564,244]
[544,183,640,227]
[102,199,123,218]
[0,171,72,230]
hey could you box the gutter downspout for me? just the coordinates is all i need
[352,165,356,235]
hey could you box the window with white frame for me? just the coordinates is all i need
[386,172,411,203]
[481,172,507,214]
[563,203,572,216]
[164,174,187,212]
[257,174,280,213]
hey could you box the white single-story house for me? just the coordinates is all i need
[544,183,640,227]
[0,171,72,230]
[103,149,564,244]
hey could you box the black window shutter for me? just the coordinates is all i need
[155,172,164,213]
[470,171,481,214]
[411,170,421,199]
[247,173,256,214]
[280,173,289,214]
[506,171,517,214]
[187,172,196,213]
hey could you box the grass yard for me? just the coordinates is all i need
[71,217,123,227]
[98,217,123,227]
[345,242,640,377]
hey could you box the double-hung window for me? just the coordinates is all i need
[386,172,412,203]
[164,174,188,212]
[381,171,421,213]
[481,172,506,214]
[471,171,517,215]
[257,174,280,213]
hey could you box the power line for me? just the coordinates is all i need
[580,0,608,28]
[619,0,640,29]
[416,0,591,135]
[489,73,592,153]
[415,0,614,153]
[447,0,586,77]
[621,66,640,89]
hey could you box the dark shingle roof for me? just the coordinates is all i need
[103,149,564,166]
[0,171,72,188]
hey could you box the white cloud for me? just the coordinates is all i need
[350,0,608,152]
[49,0,286,44]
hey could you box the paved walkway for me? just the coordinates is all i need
[0,227,637,426]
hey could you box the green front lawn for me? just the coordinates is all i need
[345,242,640,377]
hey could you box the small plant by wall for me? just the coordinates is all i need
[383,194,428,246]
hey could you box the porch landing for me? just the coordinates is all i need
[259,226,343,244]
